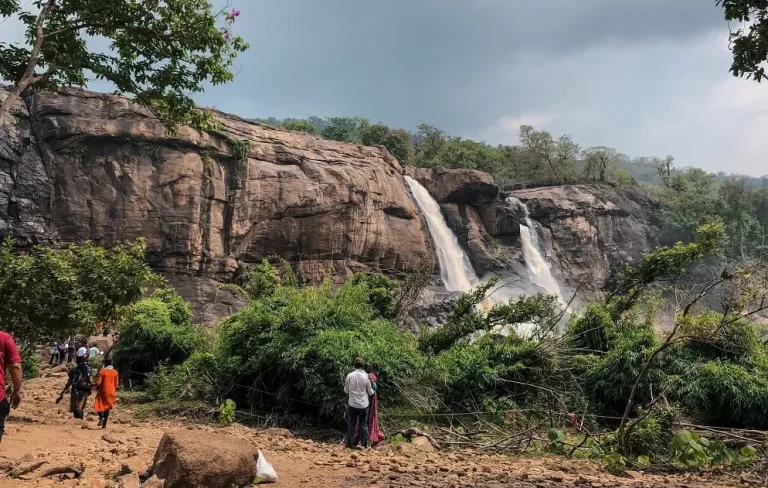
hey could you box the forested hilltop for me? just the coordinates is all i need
[256,116,768,261]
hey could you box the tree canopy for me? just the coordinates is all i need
[0,239,162,342]
[718,0,768,82]
[0,0,248,130]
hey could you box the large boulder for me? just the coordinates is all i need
[405,167,499,205]
[150,429,259,488]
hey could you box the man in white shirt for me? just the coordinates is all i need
[76,344,88,360]
[344,357,373,449]
[88,345,100,360]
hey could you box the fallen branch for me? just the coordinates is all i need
[10,461,46,477]
[398,427,440,450]
[40,464,84,478]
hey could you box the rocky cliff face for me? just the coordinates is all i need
[0,87,658,324]
[0,87,433,323]
[510,184,657,290]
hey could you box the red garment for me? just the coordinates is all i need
[356,373,385,445]
[0,331,21,403]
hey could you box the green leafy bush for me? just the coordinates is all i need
[427,335,557,411]
[219,399,236,425]
[670,430,757,470]
[113,290,204,379]
[675,360,768,428]
[216,279,423,421]
[581,324,664,415]
[0,239,160,343]
[568,305,617,353]
[628,406,678,456]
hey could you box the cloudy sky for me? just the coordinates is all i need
[2,0,766,176]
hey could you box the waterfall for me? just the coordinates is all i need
[405,176,479,292]
[507,197,566,307]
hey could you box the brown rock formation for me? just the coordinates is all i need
[509,184,657,288]
[405,166,498,204]
[0,87,432,322]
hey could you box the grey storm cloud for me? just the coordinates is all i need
[2,0,765,175]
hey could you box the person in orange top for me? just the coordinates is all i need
[93,358,119,429]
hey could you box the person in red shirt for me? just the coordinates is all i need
[0,331,23,443]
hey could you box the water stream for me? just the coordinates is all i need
[405,176,479,292]
[507,197,566,307]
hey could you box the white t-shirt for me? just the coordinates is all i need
[344,369,374,409]
[88,346,100,358]
[76,346,88,358]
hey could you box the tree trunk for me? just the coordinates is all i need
[0,86,24,125]
[0,0,56,123]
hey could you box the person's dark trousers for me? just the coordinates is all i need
[346,406,369,448]
[0,398,10,443]
[98,410,110,428]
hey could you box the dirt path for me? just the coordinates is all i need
[0,371,750,487]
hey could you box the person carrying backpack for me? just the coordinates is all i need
[56,356,92,419]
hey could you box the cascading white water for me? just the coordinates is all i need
[508,197,566,307]
[405,176,479,292]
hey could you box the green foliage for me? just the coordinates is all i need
[0,239,160,342]
[670,430,757,470]
[628,406,678,456]
[717,0,768,82]
[217,279,423,421]
[145,351,220,403]
[321,116,364,143]
[112,289,204,378]
[581,323,663,415]
[675,360,768,428]
[19,343,38,380]
[236,259,281,301]
[219,399,236,425]
[348,273,398,319]
[546,428,566,454]
[280,119,317,134]
[568,304,617,353]
[0,0,248,130]
[427,335,558,411]
[229,139,252,161]
[606,223,722,319]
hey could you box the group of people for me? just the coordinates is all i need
[48,340,101,365]
[57,354,119,427]
[344,357,384,449]
[0,331,120,444]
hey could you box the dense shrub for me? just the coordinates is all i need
[348,272,398,319]
[581,324,665,415]
[628,406,678,457]
[216,280,422,421]
[427,335,558,411]
[675,360,768,428]
[568,304,617,353]
[112,289,204,379]
[146,351,221,403]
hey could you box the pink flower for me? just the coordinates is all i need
[224,32,231,41]
[232,9,240,17]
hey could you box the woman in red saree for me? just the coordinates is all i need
[366,367,385,445]
[354,366,385,446]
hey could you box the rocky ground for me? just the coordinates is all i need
[0,370,756,487]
